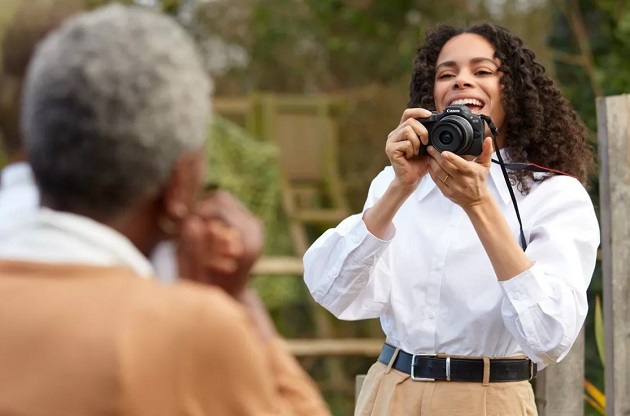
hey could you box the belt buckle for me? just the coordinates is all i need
[410,354,437,381]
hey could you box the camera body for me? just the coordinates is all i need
[418,105,485,156]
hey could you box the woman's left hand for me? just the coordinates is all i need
[426,137,494,208]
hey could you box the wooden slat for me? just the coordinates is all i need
[251,256,304,275]
[213,97,252,114]
[535,329,584,415]
[292,209,348,223]
[286,338,384,357]
[597,94,630,416]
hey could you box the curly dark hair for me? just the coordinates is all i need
[408,23,594,193]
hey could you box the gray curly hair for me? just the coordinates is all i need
[21,4,212,217]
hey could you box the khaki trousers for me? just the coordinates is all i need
[355,361,538,416]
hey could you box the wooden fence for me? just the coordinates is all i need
[597,94,630,416]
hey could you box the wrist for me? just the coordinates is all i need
[462,193,494,217]
[389,177,418,199]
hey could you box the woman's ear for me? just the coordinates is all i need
[158,147,206,236]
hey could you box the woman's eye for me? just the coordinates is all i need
[475,70,493,75]
[438,73,454,79]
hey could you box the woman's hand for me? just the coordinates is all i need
[426,137,494,207]
[385,108,433,193]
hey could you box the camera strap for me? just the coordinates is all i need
[490,160,574,179]
[479,115,528,251]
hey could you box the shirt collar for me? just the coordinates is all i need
[0,207,155,278]
[415,148,513,205]
[0,161,35,188]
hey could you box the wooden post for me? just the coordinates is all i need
[597,94,630,416]
[535,330,585,416]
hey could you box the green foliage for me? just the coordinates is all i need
[584,296,606,414]
[549,0,630,130]
[184,0,497,94]
[594,295,605,366]
[206,115,304,309]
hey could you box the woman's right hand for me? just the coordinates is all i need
[385,108,433,192]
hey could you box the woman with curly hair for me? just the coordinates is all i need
[304,22,599,415]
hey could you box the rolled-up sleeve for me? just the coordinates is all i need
[303,169,396,320]
[303,214,393,319]
[500,178,599,367]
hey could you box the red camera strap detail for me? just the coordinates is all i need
[491,160,576,180]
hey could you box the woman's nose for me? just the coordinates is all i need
[453,71,474,89]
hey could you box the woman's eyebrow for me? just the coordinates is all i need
[436,57,498,70]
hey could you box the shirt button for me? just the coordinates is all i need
[427,311,436,319]
[512,292,522,300]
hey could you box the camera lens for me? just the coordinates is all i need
[439,131,453,145]
[431,115,474,154]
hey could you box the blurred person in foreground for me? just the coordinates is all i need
[304,22,599,415]
[0,4,329,416]
[0,0,181,282]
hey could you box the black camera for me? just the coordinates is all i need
[418,105,485,156]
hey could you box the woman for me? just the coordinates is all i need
[304,23,599,415]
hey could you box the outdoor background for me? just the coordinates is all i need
[0,0,622,414]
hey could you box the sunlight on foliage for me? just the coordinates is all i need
[585,295,605,414]
[595,295,605,367]
[206,115,302,309]
[585,379,605,415]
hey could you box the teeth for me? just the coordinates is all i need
[449,98,483,107]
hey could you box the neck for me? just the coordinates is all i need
[41,197,163,257]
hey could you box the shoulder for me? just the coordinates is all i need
[527,174,594,206]
[120,279,260,376]
[129,279,250,333]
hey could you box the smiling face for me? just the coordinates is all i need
[433,33,506,147]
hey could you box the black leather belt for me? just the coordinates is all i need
[378,343,537,382]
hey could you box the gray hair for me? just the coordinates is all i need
[21,4,212,217]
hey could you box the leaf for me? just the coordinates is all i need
[594,295,605,367]
[584,379,606,411]
[585,394,606,415]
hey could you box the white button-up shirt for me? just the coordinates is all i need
[304,158,600,368]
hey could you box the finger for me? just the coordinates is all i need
[388,140,417,160]
[179,216,206,282]
[202,221,242,273]
[440,148,472,175]
[426,146,462,176]
[209,222,244,257]
[474,137,494,168]
[400,107,433,123]
[400,118,431,147]
[398,125,421,155]
[427,166,451,190]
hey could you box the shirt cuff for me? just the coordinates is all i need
[345,217,394,264]
[500,262,553,313]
